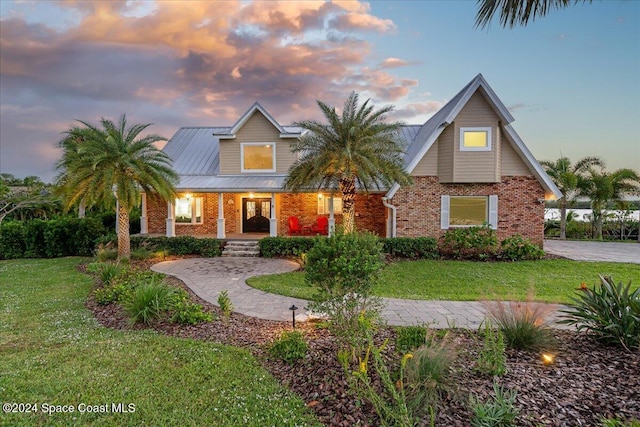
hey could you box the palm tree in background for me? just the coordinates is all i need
[55,115,178,259]
[577,166,640,240]
[283,92,413,233]
[475,0,592,28]
[540,156,603,240]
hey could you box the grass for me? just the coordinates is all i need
[0,258,320,427]
[247,259,640,304]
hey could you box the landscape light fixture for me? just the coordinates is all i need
[289,304,298,329]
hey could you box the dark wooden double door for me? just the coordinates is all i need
[242,198,271,233]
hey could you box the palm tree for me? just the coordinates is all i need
[577,166,640,240]
[283,92,412,233]
[540,156,603,240]
[55,115,178,260]
[475,0,592,29]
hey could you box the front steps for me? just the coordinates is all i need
[221,240,260,257]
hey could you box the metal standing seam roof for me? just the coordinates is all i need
[162,74,561,198]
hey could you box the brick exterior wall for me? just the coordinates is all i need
[147,192,387,237]
[391,176,545,246]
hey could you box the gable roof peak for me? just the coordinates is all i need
[218,101,301,139]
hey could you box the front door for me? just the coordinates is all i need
[242,198,271,233]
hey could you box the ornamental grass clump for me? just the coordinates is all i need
[124,278,177,325]
[561,275,639,352]
[483,298,557,351]
[475,319,507,377]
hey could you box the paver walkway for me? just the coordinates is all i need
[152,257,568,329]
[544,239,640,264]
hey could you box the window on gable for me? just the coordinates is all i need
[460,127,491,151]
[175,196,203,224]
[441,195,498,229]
[242,143,275,172]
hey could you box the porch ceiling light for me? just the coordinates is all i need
[249,192,255,199]
[185,193,192,201]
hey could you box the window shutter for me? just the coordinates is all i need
[488,195,498,230]
[440,195,450,229]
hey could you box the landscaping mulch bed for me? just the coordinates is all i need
[85,261,640,426]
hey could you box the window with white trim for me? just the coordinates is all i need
[175,197,203,224]
[241,143,275,172]
[441,195,497,229]
[460,127,491,151]
[317,195,343,215]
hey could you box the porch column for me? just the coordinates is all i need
[328,193,335,236]
[140,193,148,234]
[166,200,175,237]
[217,192,226,239]
[269,193,277,237]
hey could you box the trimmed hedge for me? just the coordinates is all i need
[380,237,439,259]
[259,236,316,258]
[259,236,440,259]
[130,236,223,257]
[0,217,106,259]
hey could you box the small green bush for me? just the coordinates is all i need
[499,235,544,261]
[469,382,519,427]
[268,331,308,365]
[130,236,222,257]
[395,325,427,354]
[475,320,507,377]
[259,236,316,258]
[94,283,132,305]
[217,290,233,321]
[170,289,212,325]
[0,221,26,259]
[439,225,498,261]
[123,279,177,325]
[381,237,439,259]
[561,275,639,351]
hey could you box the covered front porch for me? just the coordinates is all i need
[142,190,386,239]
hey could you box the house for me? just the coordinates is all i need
[143,74,562,245]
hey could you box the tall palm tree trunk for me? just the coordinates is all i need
[339,177,356,233]
[117,203,130,260]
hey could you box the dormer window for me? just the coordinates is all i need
[241,142,276,172]
[460,127,491,151]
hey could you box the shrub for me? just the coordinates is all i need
[439,225,498,260]
[381,237,439,259]
[23,219,47,258]
[0,221,26,259]
[259,236,315,258]
[94,282,132,305]
[475,320,507,377]
[305,231,385,350]
[129,236,222,257]
[268,330,308,365]
[469,382,519,427]
[395,325,428,354]
[123,278,177,325]
[170,289,212,325]
[560,275,640,351]
[483,299,556,351]
[217,290,233,321]
[499,235,544,261]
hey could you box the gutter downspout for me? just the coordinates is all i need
[381,197,396,238]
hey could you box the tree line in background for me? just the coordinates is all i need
[540,156,640,241]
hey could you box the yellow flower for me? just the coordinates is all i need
[359,361,367,374]
[401,353,413,368]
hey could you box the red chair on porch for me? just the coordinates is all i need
[288,216,303,235]
[311,216,329,235]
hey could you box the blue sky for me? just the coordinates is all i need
[1,0,638,182]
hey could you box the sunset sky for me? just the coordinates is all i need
[1,0,638,183]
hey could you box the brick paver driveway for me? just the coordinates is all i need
[544,240,640,264]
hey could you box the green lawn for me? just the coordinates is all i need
[247,259,640,304]
[0,258,320,427]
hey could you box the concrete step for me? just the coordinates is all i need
[221,240,260,257]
